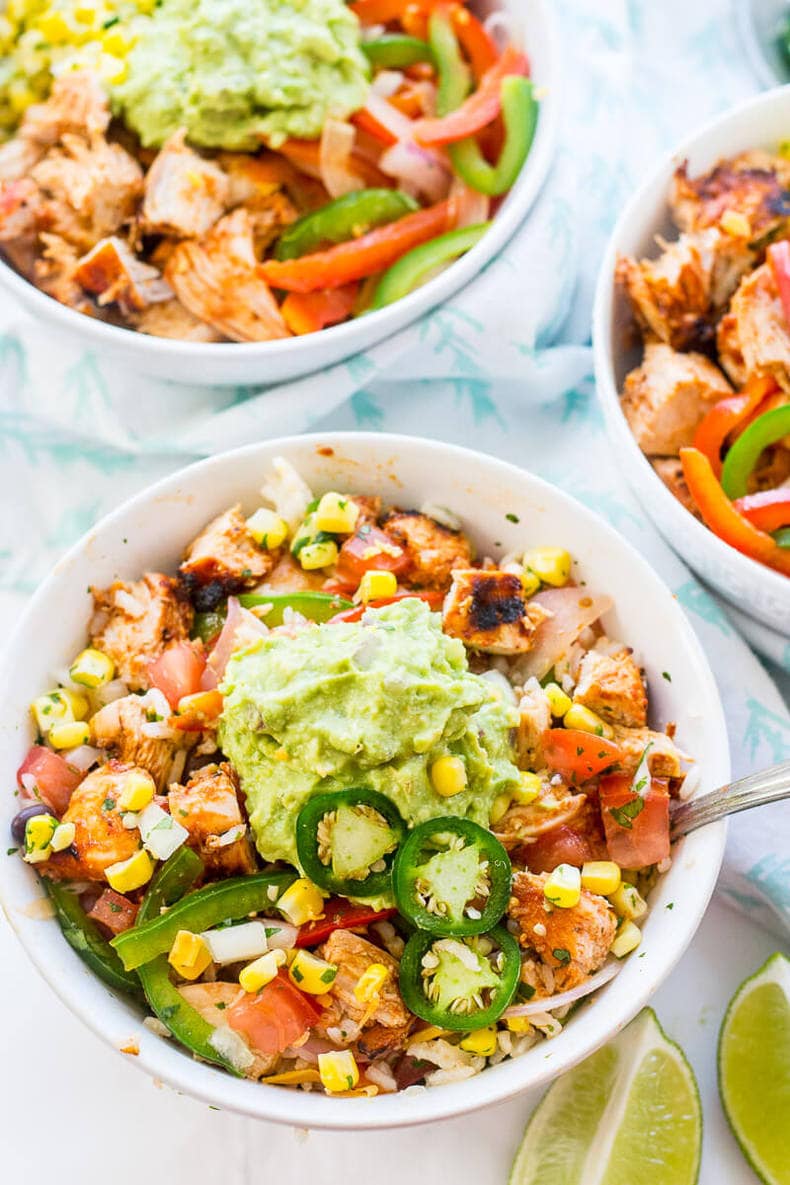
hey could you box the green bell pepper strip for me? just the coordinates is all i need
[774,526,790,548]
[111,870,296,971]
[238,591,353,623]
[192,610,226,645]
[274,189,419,262]
[430,6,471,117]
[721,405,790,499]
[449,76,538,197]
[399,925,521,1030]
[134,848,243,1075]
[44,878,144,1000]
[295,788,407,897]
[362,34,435,68]
[370,222,491,310]
[393,816,512,936]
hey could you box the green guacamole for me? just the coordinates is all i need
[219,600,520,871]
[114,0,371,150]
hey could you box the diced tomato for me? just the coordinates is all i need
[542,729,623,784]
[147,641,206,710]
[329,590,444,624]
[295,899,398,947]
[335,525,411,586]
[599,773,670,868]
[522,824,597,874]
[16,745,82,814]
[87,888,138,935]
[227,970,323,1056]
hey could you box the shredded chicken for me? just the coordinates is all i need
[168,763,256,876]
[610,726,686,778]
[381,510,473,590]
[316,930,411,1050]
[516,678,552,768]
[493,785,587,848]
[33,232,98,312]
[0,72,110,183]
[40,761,147,881]
[90,694,182,791]
[73,235,172,314]
[132,298,224,341]
[89,572,193,691]
[141,129,230,237]
[718,261,790,393]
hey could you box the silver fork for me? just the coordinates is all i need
[670,760,790,841]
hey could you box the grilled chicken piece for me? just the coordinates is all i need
[165,208,290,342]
[168,763,256,876]
[621,340,733,456]
[133,298,224,341]
[516,678,552,769]
[0,177,44,242]
[90,694,181,792]
[716,311,748,387]
[180,504,277,605]
[73,236,172,314]
[40,761,147,881]
[0,138,44,183]
[177,983,277,1078]
[493,784,587,849]
[381,510,473,591]
[717,262,790,393]
[512,799,609,875]
[31,134,143,252]
[315,930,411,1042]
[0,72,110,183]
[652,457,702,519]
[89,572,193,691]
[33,232,98,313]
[616,227,753,351]
[253,551,327,594]
[442,569,549,654]
[610,726,685,779]
[573,647,647,729]
[141,129,229,238]
[508,870,616,993]
[670,153,790,239]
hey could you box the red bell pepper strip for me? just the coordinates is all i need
[259,200,453,293]
[352,107,398,147]
[679,447,790,576]
[768,239,790,327]
[281,284,359,335]
[413,45,529,146]
[692,375,776,477]
[295,899,398,947]
[733,489,790,532]
[451,5,499,78]
[350,0,447,22]
[328,590,444,624]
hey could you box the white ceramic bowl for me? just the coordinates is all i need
[593,87,790,655]
[0,0,558,388]
[0,433,728,1130]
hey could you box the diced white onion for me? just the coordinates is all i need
[503,962,621,1018]
[379,138,451,203]
[260,457,314,531]
[20,773,39,796]
[257,918,298,951]
[480,669,518,705]
[137,802,188,861]
[122,812,139,830]
[213,823,246,849]
[419,501,462,532]
[201,920,269,966]
[371,69,405,97]
[320,116,364,199]
[209,1026,254,1073]
[483,10,514,49]
[140,688,172,719]
[96,679,128,705]
[114,590,145,618]
[63,744,101,772]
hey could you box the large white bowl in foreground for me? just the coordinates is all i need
[0,0,558,388]
[593,87,790,650]
[0,434,728,1130]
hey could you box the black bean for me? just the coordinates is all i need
[10,802,52,844]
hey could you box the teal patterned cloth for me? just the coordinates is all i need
[0,0,788,931]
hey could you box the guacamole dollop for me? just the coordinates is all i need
[219,600,521,870]
[114,0,370,150]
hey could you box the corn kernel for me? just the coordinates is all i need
[168,930,213,981]
[544,682,572,718]
[36,11,72,41]
[564,703,613,739]
[105,848,154,893]
[299,540,339,571]
[611,919,642,958]
[50,822,76,853]
[117,770,156,813]
[581,861,621,896]
[506,1016,533,1034]
[277,878,325,926]
[74,5,98,24]
[512,771,542,806]
[289,949,338,995]
[430,754,467,798]
[407,1025,450,1046]
[459,1026,498,1056]
[102,27,133,56]
[520,568,541,597]
[239,949,287,992]
[489,793,512,825]
[8,84,36,114]
[609,882,647,921]
[23,813,58,864]
[354,963,389,1003]
[356,569,397,604]
[246,508,289,550]
[313,492,359,535]
[31,688,87,734]
[720,209,751,238]
[48,721,90,749]
[544,863,582,909]
[69,647,115,688]
[318,1049,359,1093]
[523,547,571,588]
[780,140,790,161]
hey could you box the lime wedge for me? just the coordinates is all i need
[719,952,790,1185]
[509,1008,701,1185]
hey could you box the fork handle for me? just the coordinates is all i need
[669,760,790,841]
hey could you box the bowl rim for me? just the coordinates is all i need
[0,0,559,368]
[592,85,790,609]
[0,432,729,1130]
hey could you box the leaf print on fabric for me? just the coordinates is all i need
[744,855,790,918]
[742,697,790,764]
[350,389,384,428]
[674,580,734,635]
[64,352,111,423]
[0,333,28,401]
[44,502,102,551]
[0,411,137,474]
[559,385,603,428]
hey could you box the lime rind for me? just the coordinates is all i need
[718,952,790,1185]
[509,1007,701,1185]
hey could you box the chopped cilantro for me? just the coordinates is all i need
[160,1004,180,1021]
[320,967,337,984]
[609,798,645,830]
[505,512,520,523]
[662,671,672,682]
[665,902,674,910]
[552,948,571,964]
[215,1002,227,1011]
[291,965,304,983]
[102,797,116,811]
[108,902,122,913]
[517,982,536,1001]
[6,846,18,856]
